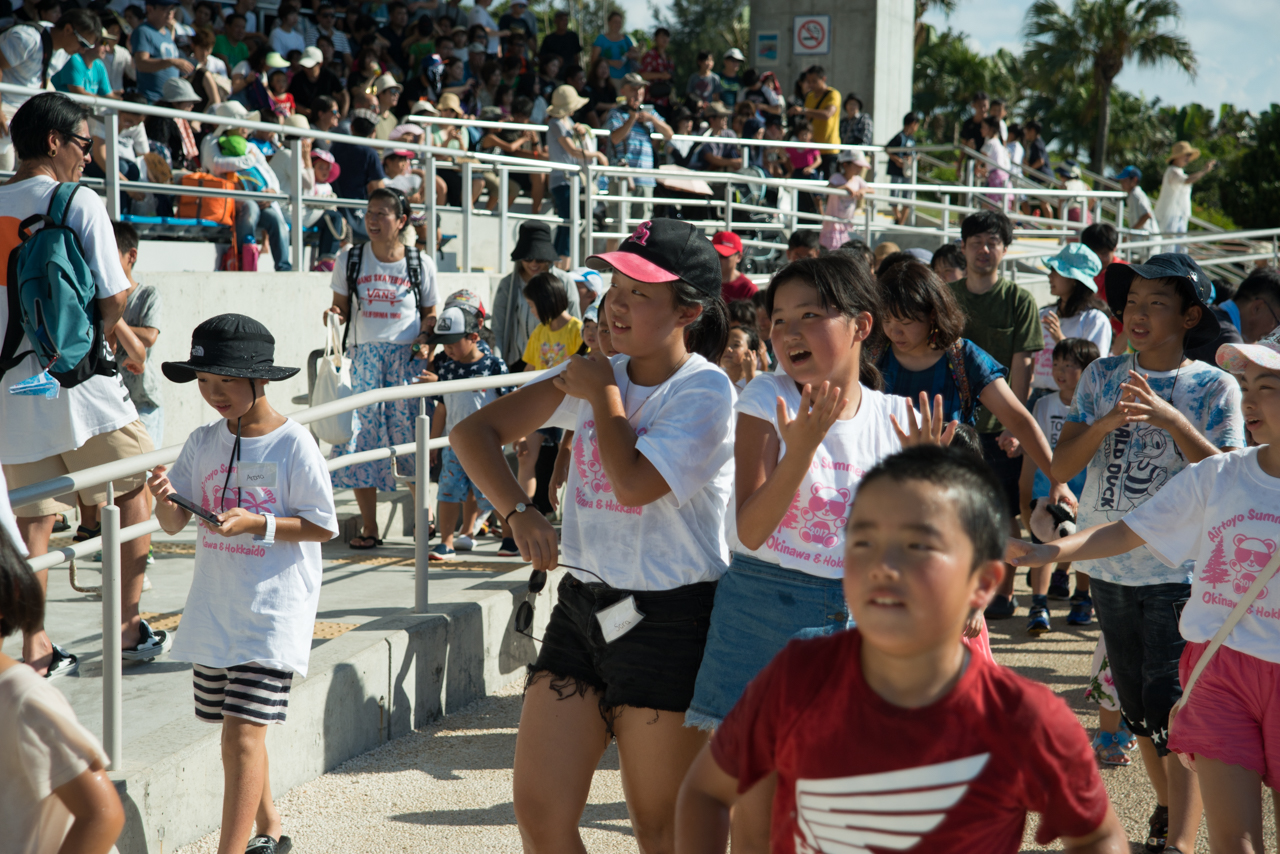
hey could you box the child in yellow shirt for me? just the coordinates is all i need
[521,272,585,370]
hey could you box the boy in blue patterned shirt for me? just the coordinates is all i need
[427,303,510,561]
[1051,254,1243,853]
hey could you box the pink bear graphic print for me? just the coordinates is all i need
[573,421,613,495]
[1230,534,1276,599]
[798,482,850,549]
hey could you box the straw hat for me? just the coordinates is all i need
[437,92,463,114]
[374,73,402,95]
[1167,140,1201,163]
[547,84,588,118]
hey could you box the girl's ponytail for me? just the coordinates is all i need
[671,280,729,364]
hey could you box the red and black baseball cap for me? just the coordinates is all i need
[586,218,722,299]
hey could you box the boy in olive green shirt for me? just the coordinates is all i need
[950,210,1044,617]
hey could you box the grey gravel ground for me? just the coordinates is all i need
[177,575,1276,854]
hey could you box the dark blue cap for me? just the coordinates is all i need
[1104,253,1219,348]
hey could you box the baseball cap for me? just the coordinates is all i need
[298,46,323,69]
[428,306,480,345]
[622,72,645,88]
[1104,253,1220,348]
[265,52,290,69]
[587,218,721,299]
[1217,327,1280,375]
[1045,243,1103,292]
[444,289,486,321]
[1116,165,1141,182]
[711,231,743,257]
[383,148,414,159]
[837,149,870,167]
[723,48,745,61]
[570,267,606,299]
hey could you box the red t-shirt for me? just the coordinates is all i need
[711,630,1109,854]
[723,274,758,303]
[1096,258,1128,335]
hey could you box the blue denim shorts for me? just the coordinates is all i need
[686,553,851,730]
[437,448,494,512]
[1091,577,1190,754]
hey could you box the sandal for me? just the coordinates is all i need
[122,620,172,661]
[349,535,383,550]
[245,835,292,854]
[73,523,101,543]
[1092,731,1131,766]
[44,644,79,678]
[52,513,71,533]
[1116,721,1138,752]
[1145,804,1169,853]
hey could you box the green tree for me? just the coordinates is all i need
[1022,0,1195,174]
[913,25,1019,145]
[652,0,749,85]
[915,0,958,53]
[1219,106,1278,229]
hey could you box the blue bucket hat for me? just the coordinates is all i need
[1045,243,1102,292]
[1104,253,1220,348]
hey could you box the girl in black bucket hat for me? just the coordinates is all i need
[450,218,732,851]
[151,313,338,854]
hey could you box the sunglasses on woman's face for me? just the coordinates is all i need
[62,131,93,156]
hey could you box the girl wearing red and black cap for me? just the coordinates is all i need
[452,218,732,851]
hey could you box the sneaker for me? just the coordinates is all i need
[497,537,521,557]
[146,547,155,566]
[1066,595,1094,625]
[1027,607,1051,636]
[122,619,171,661]
[141,573,152,592]
[428,544,456,562]
[454,534,474,552]
[1047,569,1071,600]
[984,594,1018,620]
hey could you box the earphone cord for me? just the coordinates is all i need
[219,381,256,513]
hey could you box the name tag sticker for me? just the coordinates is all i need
[595,595,645,644]
[236,462,278,489]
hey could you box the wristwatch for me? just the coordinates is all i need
[254,513,276,546]
[504,502,530,526]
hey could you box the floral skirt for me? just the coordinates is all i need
[329,341,429,492]
[1084,635,1121,712]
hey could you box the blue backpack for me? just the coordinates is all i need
[0,183,118,388]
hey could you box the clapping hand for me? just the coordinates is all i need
[890,392,958,447]
[552,354,616,402]
[1043,310,1063,343]
[776,382,845,456]
[1117,370,1183,432]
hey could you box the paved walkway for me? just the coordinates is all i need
[174,571,1277,854]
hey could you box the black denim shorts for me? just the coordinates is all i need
[529,574,717,721]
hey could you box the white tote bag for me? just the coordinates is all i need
[310,313,355,445]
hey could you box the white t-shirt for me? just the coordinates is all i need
[103,44,134,92]
[0,25,47,115]
[1032,390,1070,449]
[201,55,228,77]
[1032,306,1112,389]
[468,5,500,54]
[168,418,339,676]
[0,663,110,854]
[330,245,439,346]
[0,177,137,464]
[386,172,423,197]
[1124,448,1280,663]
[269,26,306,57]
[732,373,911,578]
[1127,185,1155,231]
[1067,354,1245,586]
[541,353,736,591]
[1155,165,1192,226]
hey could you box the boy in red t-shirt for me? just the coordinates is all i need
[676,445,1126,854]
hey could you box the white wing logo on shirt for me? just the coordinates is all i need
[794,753,989,854]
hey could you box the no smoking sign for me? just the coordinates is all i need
[793,14,830,55]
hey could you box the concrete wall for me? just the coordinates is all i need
[141,271,497,451]
[111,577,558,854]
[748,0,915,145]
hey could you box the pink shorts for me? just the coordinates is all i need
[1169,640,1280,787]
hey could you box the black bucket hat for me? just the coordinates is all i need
[511,221,558,262]
[1104,253,1220,349]
[586,218,721,299]
[162,314,300,383]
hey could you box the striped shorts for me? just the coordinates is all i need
[193,662,294,725]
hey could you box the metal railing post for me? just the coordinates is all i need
[498,166,509,265]
[290,137,305,270]
[425,154,437,258]
[1273,235,1278,267]
[101,498,122,768]
[460,161,473,272]
[104,111,120,221]
[569,171,581,268]
[414,413,429,612]
[791,186,799,235]
[941,193,950,241]
[724,178,733,232]
[1117,199,1126,233]
[965,159,974,214]
[583,163,594,258]
[909,155,918,227]
[864,191,872,244]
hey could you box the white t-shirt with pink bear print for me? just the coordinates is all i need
[1124,447,1280,664]
[732,370,913,579]
[541,353,737,591]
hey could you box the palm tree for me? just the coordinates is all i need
[1023,0,1195,173]
[915,0,959,53]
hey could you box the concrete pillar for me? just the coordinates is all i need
[748,0,914,145]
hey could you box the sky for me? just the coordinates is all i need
[619,0,1279,114]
